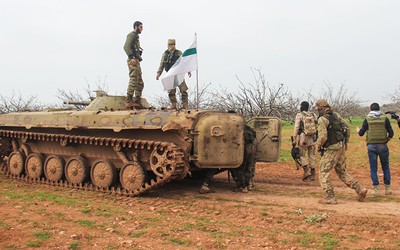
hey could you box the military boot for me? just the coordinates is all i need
[354,183,368,202]
[385,185,392,195]
[125,95,134,109]
[302,165,311,181]
[169,102,177,110]
[373,185,380,196]
[132,97,142,109]
[199,184,215,194]
[234,187,248,193]
[309,168,316,181]
[248,179,255,191]
[319,189,337,204]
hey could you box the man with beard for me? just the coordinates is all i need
[124,21,144,109]
[156,39,190,109]
[315,99,367,204]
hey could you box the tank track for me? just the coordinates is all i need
[0,129,186,197]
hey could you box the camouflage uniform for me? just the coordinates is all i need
[231,125,257,191]
[293,111,318,180]
[316,99,367,204]
[124,30,144,108]
[157,40,188,109]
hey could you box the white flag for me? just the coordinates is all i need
[161,34,198,90]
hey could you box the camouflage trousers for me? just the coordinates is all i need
[299,144,316,169]
[319,145,358,191]
[231,158,256,188]
[127,59,144,99]
[169,81,188,106]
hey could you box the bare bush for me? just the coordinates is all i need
[385,86,400,112]
[316,81,364,120]
[57,76,109,109]
[0,91,47,114]
[206,68,301,120]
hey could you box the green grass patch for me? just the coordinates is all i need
[93,205,124,217]
[4,245,17,249]
[36,192,77,206]
[346,234,361,242]
[5,191,35,201]
[169,237,191,246]
[319,233,339,250]
[81,207,92,214]
[26,231,51,248]
[27,240,41,248]
[76,220,97,228]
[34,231,51,241]
[128,230,146,238]
[0,221,11,229]
[69,242,80,250]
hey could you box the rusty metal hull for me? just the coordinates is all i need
[0,105,245,195]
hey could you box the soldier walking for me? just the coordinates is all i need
[315,99,367,204]
[156,39,191,109]
[124,21,144,109]
[292,101,318,181]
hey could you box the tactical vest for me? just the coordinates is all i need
[130,32,141,59]
[164,50,180,71]
[366,116,387,144]
[323,112,345,148]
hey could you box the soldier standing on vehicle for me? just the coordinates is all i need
[292,101,318,181]
[315,99,367,204]
[124,21,144,109]
[356,103,393,196]
[156,39,191,109]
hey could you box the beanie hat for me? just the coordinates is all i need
[300,101,309,111]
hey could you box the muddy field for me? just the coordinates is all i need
[1,160,400,250]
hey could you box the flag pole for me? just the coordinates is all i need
[196,69,199,109]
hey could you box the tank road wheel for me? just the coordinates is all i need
[44,155,65,182]
[90,160,117,188]
[150,147,175,177]
[119,162,147,191]
[25,153,44,179]
[7,151,26,176]
[65,157,88,185]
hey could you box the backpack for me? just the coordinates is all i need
[301,112,317,135]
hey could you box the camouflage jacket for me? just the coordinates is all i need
[124,31,142,61]
[157,49,182,75]
[316,112,350,150]
[293,111,317,146]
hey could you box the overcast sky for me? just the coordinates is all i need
[1,0,399,106]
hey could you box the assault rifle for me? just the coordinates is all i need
[385,111,399,120]
[290,136,301,170]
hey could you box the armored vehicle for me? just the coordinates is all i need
[0,92,281,196]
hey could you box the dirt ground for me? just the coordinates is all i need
[1,162,400,250]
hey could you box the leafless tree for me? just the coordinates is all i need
[56,76,109,109]
[385,86,400,106]
[0,91,47,114]
[316,81,364,119]
[207,68,301,120]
